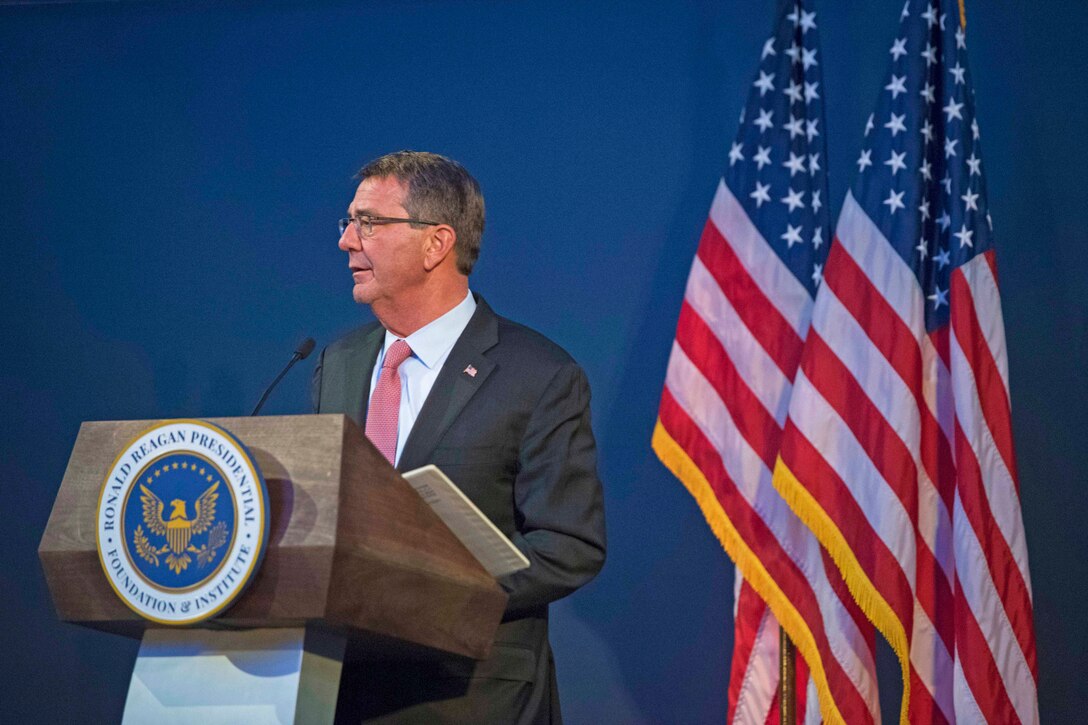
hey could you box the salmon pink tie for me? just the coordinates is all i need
[365,339,412,464]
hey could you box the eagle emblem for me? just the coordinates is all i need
[134,481,228,575]
[99,422,269,625]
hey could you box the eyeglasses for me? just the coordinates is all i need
[338,214,440,238]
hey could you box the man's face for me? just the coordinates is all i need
[339,175,429,307]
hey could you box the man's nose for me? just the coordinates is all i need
[339,225,361,251]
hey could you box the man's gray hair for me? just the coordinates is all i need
[358,150,485,275]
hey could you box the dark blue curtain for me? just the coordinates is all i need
[2,1,1084,721]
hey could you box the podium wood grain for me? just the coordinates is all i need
[38,414,507,659]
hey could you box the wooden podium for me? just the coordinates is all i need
[38,414,508,723]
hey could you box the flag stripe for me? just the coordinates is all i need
[951,649,988,724]
[948,294,1037,664]
[823,241,923,420]
[698,215,805,378]
[824,238,957,513]
[908,667,950,725]
[962,250,1011,396]
[810,561,881,718]
[951,417,1038,678]
[777,409,915,629]
[730,580,778,725]
[676,302,782,469]
[951,537,1029,725]
[821,547,877,677]
[787,371,918,603]
[908,602,955,723]
[819,243,959,667]
[926,326,954,402]
[685,255,794,424]
[948,327,1034,609]
[807,302,920,516]
[807,299,958,660]
[834,194,925,336]
[772,450,911,724]
[708,179,813,338]
[664,343,780,516]
[910,527,956,663]
[952,257,1019,490]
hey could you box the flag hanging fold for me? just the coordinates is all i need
[653,2,880,722]
[771,1,1039,722]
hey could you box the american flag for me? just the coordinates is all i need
[771,1,1039,722]
[653,1,880,722]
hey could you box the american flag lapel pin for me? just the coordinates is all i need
[463,364,477,378]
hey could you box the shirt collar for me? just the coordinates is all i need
[383,290,476,369]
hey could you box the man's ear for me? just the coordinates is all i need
[423,224,457,271]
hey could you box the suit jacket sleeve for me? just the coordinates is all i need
[498,360,606,615]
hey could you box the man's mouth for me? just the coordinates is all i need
[351,267,373,283]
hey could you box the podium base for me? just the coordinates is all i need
[122,627,345,724]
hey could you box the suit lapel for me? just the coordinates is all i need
[397,298,499,471]
[334,324,385,427]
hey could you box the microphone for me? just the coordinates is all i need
[250,337,316,416]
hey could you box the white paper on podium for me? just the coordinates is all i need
[402,465,531,579]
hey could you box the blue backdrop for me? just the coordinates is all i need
[3,1,1085,721]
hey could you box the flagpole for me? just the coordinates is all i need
[779,627,795,724]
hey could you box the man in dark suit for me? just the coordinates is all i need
[312,151,606,724]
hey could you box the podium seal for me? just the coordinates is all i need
[95,420,270,624]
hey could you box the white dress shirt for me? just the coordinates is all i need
[368,290,477,466]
